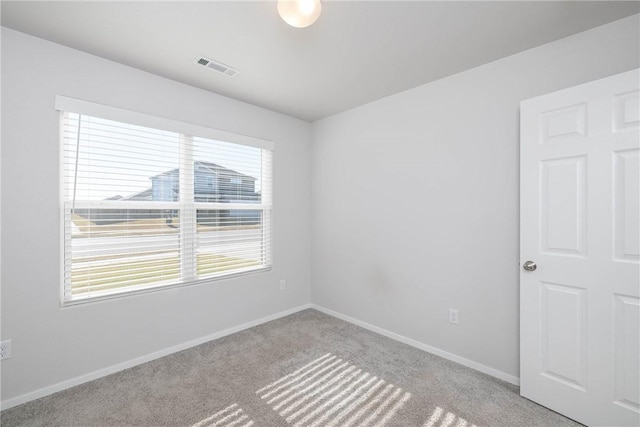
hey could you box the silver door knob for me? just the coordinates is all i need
[523,261,537,271]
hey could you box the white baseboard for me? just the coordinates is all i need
[0,303,313,411]
[311,304,520,386]
[2,302,519,411]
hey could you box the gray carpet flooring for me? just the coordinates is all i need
[1,309,581,427]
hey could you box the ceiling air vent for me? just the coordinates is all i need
[194,56,238,77]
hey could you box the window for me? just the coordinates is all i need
[57,96,273,304]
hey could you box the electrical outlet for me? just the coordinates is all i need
[280,279,286,291]
[448,309,459,325]
[0,340,12,360]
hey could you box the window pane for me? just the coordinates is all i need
[196,209,264,278]
[63,113,180,202]
[192,136,263,203]
[66,207,181,299]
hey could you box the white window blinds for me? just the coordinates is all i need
[58,97,273,303]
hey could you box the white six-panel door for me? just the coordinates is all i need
[520,69,639,427]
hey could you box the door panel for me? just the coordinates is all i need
[613,90,640,131]
[540,156,587,256]
[613,149,639,262]
[520,69,640,427]
[613,294,639,412]
[539,281,587,390]
[541,103,587,143]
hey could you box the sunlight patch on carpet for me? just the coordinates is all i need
[423,406,478,427]
[257,353,411,426]
[191,403,254,427]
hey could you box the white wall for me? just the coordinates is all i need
[311,15,640,380]
[1,28,311,404]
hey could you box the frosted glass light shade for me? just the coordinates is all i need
[277,0,322,28]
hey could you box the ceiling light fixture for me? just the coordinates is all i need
[277,0,322,28]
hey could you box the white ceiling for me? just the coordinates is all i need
[2,1,638,122]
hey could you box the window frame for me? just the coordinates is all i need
[57,96,274,306]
